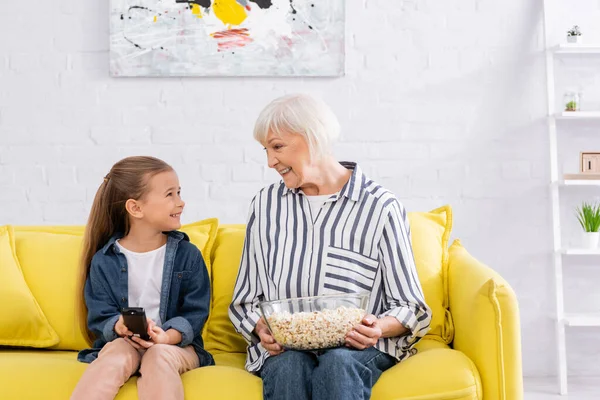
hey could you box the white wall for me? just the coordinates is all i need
[1,0,600,378]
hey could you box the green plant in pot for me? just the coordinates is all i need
[576,201,600,248]
[565,100,578,112]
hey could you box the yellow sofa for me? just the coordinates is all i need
[0,206,523,400]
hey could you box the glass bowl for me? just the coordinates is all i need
[258,292,369,351]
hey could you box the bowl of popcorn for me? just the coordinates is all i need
[259,293,370,351]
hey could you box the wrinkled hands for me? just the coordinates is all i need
[255,317,284,356]
[345,314,382,350]
[254,314,383,356]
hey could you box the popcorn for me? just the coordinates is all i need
[266,306,365,350]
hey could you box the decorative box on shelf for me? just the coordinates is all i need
[563,152,600,183]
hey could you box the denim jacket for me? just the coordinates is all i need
[77,230,214,367]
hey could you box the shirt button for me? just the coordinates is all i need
[121,268,126,272]
[178,273,182,279]
[121,297,126,302]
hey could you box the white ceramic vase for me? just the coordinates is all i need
[567,35,583,44]
[582,232,599,249]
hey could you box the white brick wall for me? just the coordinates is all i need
[1,0,600,379]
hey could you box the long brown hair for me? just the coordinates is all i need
[78,156,173,343]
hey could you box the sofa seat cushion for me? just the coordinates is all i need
[0,350,261,400]
[0,350,86,400]
[0,340,479,400]
[372,339,482,400]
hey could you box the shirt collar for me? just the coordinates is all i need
[281,161,365,202]
[101,230,187,254]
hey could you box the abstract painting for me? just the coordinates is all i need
[110,0,345,77]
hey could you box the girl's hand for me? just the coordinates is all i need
[147,319,171,344]
[255,317,283,356]
[123,317,156,349]
[125,335,154,350]
[114,315,133,337]
[345,314,383,350]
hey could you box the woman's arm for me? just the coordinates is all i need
[228,199,265,345]
[377,200,431,347]
[347,200,431,350]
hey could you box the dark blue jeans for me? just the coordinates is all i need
[260,347,396,400]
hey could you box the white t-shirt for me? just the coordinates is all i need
[116,241,166,326]
[305,193,335,218]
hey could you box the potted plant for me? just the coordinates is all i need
[576,201,600,248]
[564,91,581,112]
[565,100,578,111]
[567,25,582,44]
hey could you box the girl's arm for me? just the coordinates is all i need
[85,258,122,342]
[161,251,210,347]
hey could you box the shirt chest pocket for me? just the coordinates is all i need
[323,246,379,294]
[174,271,192,280]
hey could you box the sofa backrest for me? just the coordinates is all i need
[8,219,217,351]
[204,206,454,354]
[5,207,453,353]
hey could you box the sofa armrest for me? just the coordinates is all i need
[448,240,523,400]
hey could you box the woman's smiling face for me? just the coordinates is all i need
[263,129,313,189]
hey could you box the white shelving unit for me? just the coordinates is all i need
[555,111,600,119]
[562,179,600,186]
[542,1,600,395]
[553,44,600,54]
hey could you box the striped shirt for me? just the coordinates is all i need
[229,162,431,373]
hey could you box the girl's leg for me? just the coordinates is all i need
[71,338,142,400]
[137,344,199,400]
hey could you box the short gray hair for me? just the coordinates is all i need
[253,94,341,160]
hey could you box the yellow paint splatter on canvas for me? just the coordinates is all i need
[191,4,203,18]
[213,0,247,26]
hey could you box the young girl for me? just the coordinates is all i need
[71,156,214,400]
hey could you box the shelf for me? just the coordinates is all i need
[561,248,600,255]
[563,314,600,327]
[554,111,600,119]
[561,179,600,186]
[553,44,600,54]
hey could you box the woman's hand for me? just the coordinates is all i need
[255,317,284,356]
[345,314,383,350]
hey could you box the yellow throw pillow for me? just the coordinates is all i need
[13,227,88,350]
[0,226,59,347]
[203,225,249,354]
[407,205,454,344]
[180,218,219,277]
[180,218,219,338]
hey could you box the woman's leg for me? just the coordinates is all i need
[312,347,396,400]
[71,338,142,400]
[137,344,199,400]
[260,351,317,400]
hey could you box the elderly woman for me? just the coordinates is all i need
[229,94,431,400]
